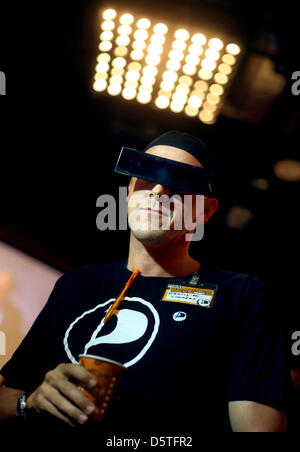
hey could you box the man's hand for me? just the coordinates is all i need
[27,363,98,427]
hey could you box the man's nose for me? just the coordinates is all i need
[148,184,171,197]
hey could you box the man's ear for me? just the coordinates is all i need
[204,197,218,223]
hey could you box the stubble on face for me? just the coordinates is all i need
[127,184,175,246]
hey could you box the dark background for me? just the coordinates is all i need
[1,1,299,362]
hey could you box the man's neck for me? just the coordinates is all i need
[127,233,200,277]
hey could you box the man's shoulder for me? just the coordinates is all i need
[57,259,127,286]
[202,267,267,291]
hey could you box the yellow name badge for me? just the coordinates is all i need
[162,284,217,308]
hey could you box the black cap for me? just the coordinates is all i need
[143,130,212,169]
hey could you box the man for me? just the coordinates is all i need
[0,131,289,433]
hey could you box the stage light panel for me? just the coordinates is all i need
[93,79,108,91]
[179,75,193,86]
[116,35,130,46]
[114,46,128,57]
[203,101,216,111]
[130,49,144,60]
[145,54,161,66]
[111,67,124,76]
[191,33,207,45]
[208,38,223,50]
[124,80,137,89]
[132,40,146,50]
[120,13,134,25]
[110,74,123,84]
[207,92,220,104]
[176,84,190,94]
[182,63,197,75]
[201,59,217,71]
[172,40,186,51]
[188,95,202,108]
[134,29,148,40]
[140,84,153,93]
[122,86,137,99]
[153,23,168,34]
[198,68,213,80]
[160,80,175,91]
[158,89,172,97]
[169,50,184,61]
[96,61,110,73]
[148,44,164,55]
[194,80,208,90]
[112,57,126,68]
[170,101,184,112]
[172,91,187,103]
[151,34,166,45]
[94,7,242,124]
[222,53,236,65]
[155,95,170,109]
[166,60,181,71]
[137,18,151,29]
[97,53,111,63]
[175,29,189,41]
[205,48,220,60]
[107,83,122,95]
[99,41,112,52]
[185,105,199,116]
[218,63,232,74]
[103,9,116,20]
[226,43,240,55]
[128,62,142,71]
[141,74,156,85]
[94,72,108,80]
[185,54,200,66]
[214,72,228,84]
[100,31,114,41]
[190,88,205,97]
[188,44,203,56]
[101,20,115,31]
[137,91,152,103]
[143,65,158,76]
[163,70,178,83]
[125,70,140,82]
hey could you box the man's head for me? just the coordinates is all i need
[116,131,218,248]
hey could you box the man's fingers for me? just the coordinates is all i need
[49,377,96,416]
[45,386,90,425]
[28,363,99,426]
[57,363,97,388]
[41,396,76,427]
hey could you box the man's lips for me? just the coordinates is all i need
[139,207,169,217]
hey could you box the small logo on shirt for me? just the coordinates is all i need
[173,311,187,322]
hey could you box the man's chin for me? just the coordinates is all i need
[131,228,172,246]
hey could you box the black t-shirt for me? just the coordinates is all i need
[0,260,290,434]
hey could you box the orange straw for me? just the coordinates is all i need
[104,268,141,324]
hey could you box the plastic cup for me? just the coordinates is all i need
[79,354,127,422]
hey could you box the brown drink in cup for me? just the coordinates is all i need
[79,354,127,422]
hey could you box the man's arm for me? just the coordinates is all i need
[229,401,287,432]
[0,365,99,426]
[0,375,24,420]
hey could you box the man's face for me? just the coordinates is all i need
[127,145,208,247]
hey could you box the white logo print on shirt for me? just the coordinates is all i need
[63,297,160,367]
